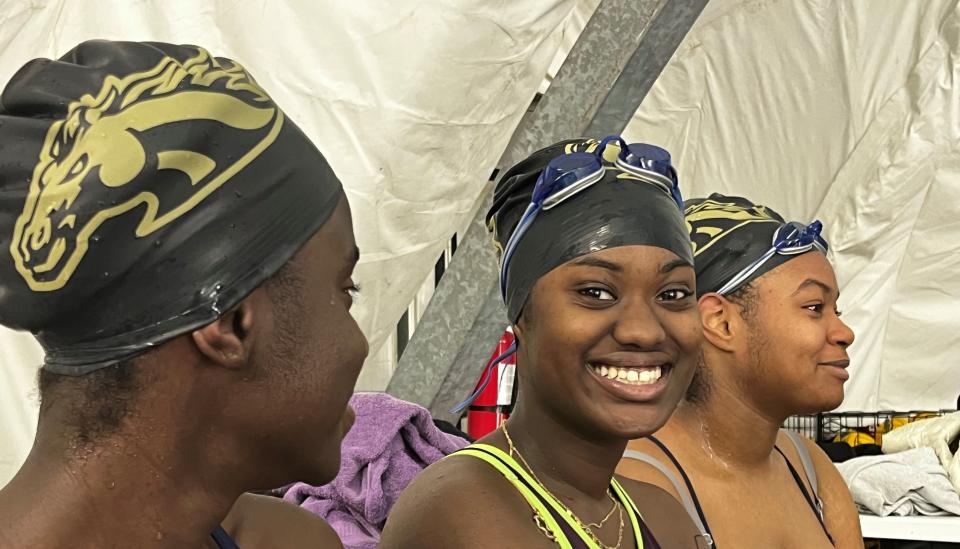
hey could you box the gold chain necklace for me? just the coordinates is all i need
[501,423,624,549]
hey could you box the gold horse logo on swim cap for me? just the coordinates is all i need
[684,198,780,256]
[10,48,283,292]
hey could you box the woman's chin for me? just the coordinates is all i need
[598,407,672,440]
[791,384,845,415]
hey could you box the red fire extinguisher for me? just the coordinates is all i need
[454,327,517,439]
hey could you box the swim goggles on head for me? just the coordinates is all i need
[498,135,684,301]
[715,220,828,295]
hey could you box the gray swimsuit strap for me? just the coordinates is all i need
[622,429,824,549]
[621,448,713,547]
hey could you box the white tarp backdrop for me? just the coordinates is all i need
[623,0,960,413]
[2,0,959,486]
[0,330,42,487]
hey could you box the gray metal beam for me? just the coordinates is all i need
[388,0,708,421]
[385,187,499,411]
[584,0,710,137]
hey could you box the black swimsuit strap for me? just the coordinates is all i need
[614,483,662,549]
[774,446,835,545]
[210,526,241,549]
[646,435,715,545]
[646,436,835,548]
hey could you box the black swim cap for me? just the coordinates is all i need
[487,138,693,323]
[0,40,343,374]
[684,193,828,296]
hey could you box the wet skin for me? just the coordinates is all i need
[0,196,367,548]
[381,245,705,548]
[619,252,863,549]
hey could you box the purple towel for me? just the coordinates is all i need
[282,392,468,549]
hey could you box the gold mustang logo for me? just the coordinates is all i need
[684,198,780,256]
[10,47,283,291]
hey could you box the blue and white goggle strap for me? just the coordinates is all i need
[498,202,539,301]
[498,141,613,300]
[715,220,827,296]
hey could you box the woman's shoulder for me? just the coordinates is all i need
[380,446,547,548]
[389,445,533,518]
[221,493,343,548]
[614,474,685,509]
[776,430,864,546]
[617,437,686,501]
[614,475,704,549]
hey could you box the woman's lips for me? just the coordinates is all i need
[818,358,850,381]
[585,362,673,402]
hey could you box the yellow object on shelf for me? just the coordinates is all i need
[834,431,877,447]
[875,417,910,445]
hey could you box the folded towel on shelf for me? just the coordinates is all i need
[837,447,960,517]
[882,411,960,493]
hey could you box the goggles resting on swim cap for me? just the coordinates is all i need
[715,220,827,295]
[498,135,683,300]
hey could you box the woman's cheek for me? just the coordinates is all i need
[671,309,703,350]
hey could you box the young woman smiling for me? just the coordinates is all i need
[381,137,705,549]
[618,194,862,549]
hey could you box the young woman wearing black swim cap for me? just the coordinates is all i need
[382,137,705,548]
[619,194,861,549]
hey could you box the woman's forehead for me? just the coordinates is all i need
[559,245,691,273]
[758,252,838,295]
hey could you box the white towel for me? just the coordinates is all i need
[837,447,960,517]
[882,412,960,493]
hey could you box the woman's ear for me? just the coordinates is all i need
[698,293,738,353]
[191,290,265,370]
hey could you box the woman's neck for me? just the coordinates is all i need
[0,425,244,548]
[668,378,784,469]
[502,399,626,501]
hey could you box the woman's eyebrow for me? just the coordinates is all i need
[792,277,836,297]
[659,258,692,274]
[569,256,622,272]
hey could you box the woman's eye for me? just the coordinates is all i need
[804,303,824,314]
[657,288,693,302]
[580,287,616,301]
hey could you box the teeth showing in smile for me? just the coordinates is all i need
[590,364,663,385]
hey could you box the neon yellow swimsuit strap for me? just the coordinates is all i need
[466,444,600,546]
[453,446,574,549]
[610,478,645,549]
[460,444,639,549]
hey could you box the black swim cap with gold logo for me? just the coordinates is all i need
[0,40,343,374]
[684,193,828,296]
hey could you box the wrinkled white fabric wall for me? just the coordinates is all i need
[624,0,960,411]
[0,0,581,485]
[0,330,42,487]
